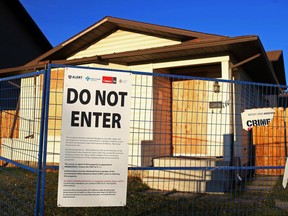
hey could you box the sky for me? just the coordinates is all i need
[20,0,288,80]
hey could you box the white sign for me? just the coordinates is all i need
[57,67,131,207]
[241,108,275,131]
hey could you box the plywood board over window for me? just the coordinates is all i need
[40,68,64,137]
[0,110,20,165]
[172,80,208,156]
[48,68,64,137]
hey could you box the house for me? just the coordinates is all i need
[0,16,286,192]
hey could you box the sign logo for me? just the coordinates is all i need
[102,76,117,84]
[68,75,83,80]
[119,79,128,84]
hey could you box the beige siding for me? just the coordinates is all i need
[129,73,153,166]
[68,29,181,60]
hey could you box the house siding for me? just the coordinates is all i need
[68,29,181,60]
[234,69,256,165]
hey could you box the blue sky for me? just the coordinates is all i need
[20,0,288,80]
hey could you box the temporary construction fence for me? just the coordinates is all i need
[0,64,287,215]
[0,70,47,216]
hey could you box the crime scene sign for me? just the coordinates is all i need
[241,108,275,131]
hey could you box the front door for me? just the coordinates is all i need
[172,80,208,156]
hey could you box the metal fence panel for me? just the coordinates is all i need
[0,167,37,216]
[1,64,288,215]
[41,65,287,215]
[0,71,47,215]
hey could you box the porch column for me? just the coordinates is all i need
[221,59,234,162]
[221,60,230,80]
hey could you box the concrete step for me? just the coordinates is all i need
[245,175,279,193]
[250,175,280,183]
[245,185,274,192]
[143,177,231,193]
[144,170,212,180]
[153,156,224,167]
[144,168,231,181]
[142,157,232,193]
[143,177,208,193]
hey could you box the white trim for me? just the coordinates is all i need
[62,18,108,47]
[152,56,230,69]
[173,153,210,157]
[221,60,230,80]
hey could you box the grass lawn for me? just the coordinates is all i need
[0,167,287,215]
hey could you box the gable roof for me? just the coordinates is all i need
[0,16,286,85]
[27,16,227,65]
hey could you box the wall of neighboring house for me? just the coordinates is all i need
[0,1,51,69]
[0,1,52,164]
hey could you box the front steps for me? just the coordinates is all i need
[142,156,232,193]
[245,175,279,193]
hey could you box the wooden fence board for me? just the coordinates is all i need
[253,107,286,175]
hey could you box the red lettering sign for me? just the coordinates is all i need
[102,76,116,84]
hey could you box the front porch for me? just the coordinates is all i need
[142,156,231,193]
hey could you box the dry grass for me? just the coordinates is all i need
[0,167,287,215]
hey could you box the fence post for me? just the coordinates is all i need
[34,65,51,216]
[41,64,52,216]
